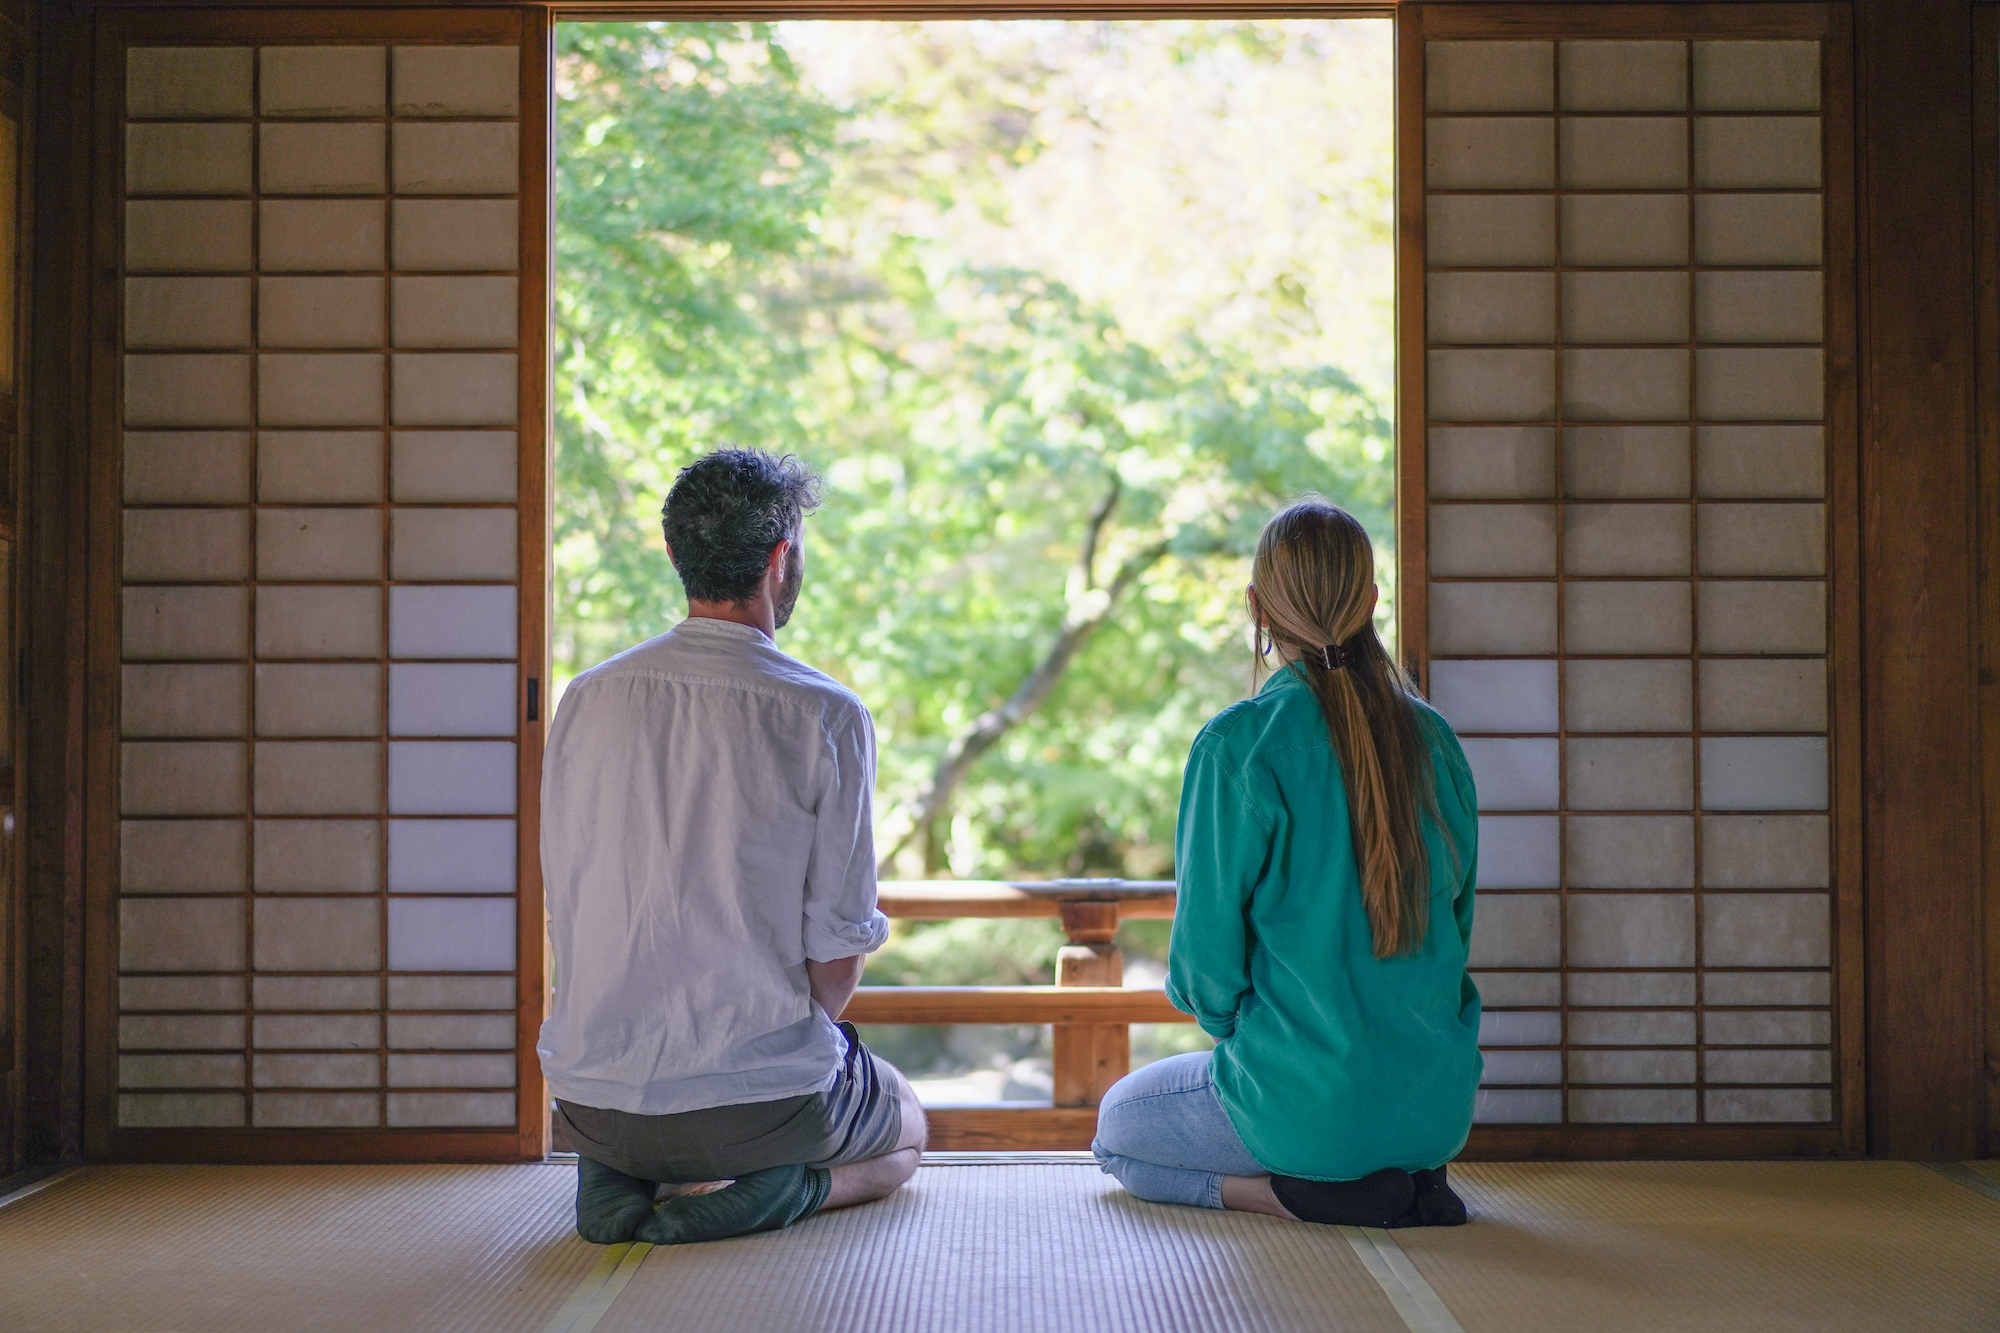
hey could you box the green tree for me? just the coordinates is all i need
[554,20,1394,884]
[554,22,838,671]
[775,265,1391,873]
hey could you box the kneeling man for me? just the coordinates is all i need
[539,448,925,1245]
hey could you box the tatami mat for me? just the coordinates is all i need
[596,1161,1406,1333]
[0,1162,596,1333]
[1404,1162,2000,1333]
[2,1158,1996,1332]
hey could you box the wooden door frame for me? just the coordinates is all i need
[12,0,1991,1167]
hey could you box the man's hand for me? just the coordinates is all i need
[806,954,866,1019]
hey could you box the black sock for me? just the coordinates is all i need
[1393,1165,1468,1228]
[1269,1167,1415,1227]
[575,1156,659,1244]
[636,1164,832,1245]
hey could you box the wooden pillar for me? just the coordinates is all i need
[1856,0,1985,1157]
[17,0,91,1173]
[1051,901,1127,1107]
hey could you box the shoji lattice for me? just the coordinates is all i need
[115,43,530,1134]
[1416,38,1841,1130]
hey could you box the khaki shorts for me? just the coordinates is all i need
[557,1023,907,1183]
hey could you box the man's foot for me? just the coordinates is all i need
[636,1163,832,1245]
[659,1179,732,1199]
[1269,1167,1415,1227]
[575,1156,659,1244]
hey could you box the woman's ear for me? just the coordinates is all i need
[1246,584,1262,626]
[1366,583,1380,620]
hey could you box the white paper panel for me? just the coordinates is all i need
[1429,659,1559,733]
[387,897,515,971]
[388,584,518,659]
[388,819,516,893]
[388,663,517,737]
[1475,815,1561,888]
[387,740,516,815]
[1459,737,1561,810]
[1699,736,1829,810]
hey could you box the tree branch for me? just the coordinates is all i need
[879,518,1169,875]
[1078,473,1120,592]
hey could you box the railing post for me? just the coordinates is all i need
[1052,901,1126,1108]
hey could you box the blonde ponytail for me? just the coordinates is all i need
[1251,501,1442,958]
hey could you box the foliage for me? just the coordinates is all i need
[555,23,838,669]
[554,19,1394,882]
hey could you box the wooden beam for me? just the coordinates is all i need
[875,880,1175,921]
[923,1105,1100,1152]
[1855,0,1985,1159]
[845,986,1192,1026]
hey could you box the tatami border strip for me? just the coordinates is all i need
[540,1240,654,1333]
[1340,1225,1469,1333]
[1927,1161,2000,1206]
[0,1165,82,1213]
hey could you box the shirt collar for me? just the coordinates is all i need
[1258,662,1311,696]
[672,616,770,644]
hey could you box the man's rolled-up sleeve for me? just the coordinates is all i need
[803,702,891,961]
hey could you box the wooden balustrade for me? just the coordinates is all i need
[874,879,1176,920]
[843,986,1191,1025]
[860,879,1184,1150]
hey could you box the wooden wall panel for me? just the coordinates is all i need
[1976,1,2000,1155]
[1855,0,1984,1160]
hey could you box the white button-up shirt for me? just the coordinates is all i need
[537,617,889,1115]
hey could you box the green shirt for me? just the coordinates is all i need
[1165,664,1482,1181]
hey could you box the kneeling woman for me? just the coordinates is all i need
[1093,499,1481,1228]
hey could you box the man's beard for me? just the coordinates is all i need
[773,542,805,628]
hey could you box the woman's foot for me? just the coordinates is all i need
[574,1156,659,1244]
[1268,1167,1415,1227]
[1387,1164,1469,1228]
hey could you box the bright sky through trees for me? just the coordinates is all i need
[555,20,1393,889]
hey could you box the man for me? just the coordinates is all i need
[539,448,925,1246]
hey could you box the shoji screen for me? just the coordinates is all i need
[1399,6,1860,1153]
[88,10,548,1159]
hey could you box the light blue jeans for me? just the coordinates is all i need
[1091,1051,1265,1210]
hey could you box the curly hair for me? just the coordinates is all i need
[661,450,824,603]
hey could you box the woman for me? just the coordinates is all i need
[1091,499,1481,1228]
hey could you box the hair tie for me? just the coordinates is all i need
[1316,640,1357,672]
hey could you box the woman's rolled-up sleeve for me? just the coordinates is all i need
[1167,736,1273,1042]
[803,702,891,961]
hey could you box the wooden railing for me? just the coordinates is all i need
[847,879,1190,1151]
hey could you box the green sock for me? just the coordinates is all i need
[635,1164,831,1245]
[575,1156,659,1244]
